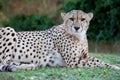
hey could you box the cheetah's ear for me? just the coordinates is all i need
[61,12,66,19]
[88,12,93,20]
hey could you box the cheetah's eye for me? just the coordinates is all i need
[69,18,74,21]
[81,18,85,21]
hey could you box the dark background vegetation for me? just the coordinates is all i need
[0,0,120,53]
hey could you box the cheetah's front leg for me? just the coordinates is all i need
[14,62,38,70]
[77,56,120,70]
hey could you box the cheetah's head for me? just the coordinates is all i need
[61,10,93,38]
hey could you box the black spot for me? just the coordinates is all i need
[29,36,31,38]
[30,47,32,49]
[67,54,69,57]
[19,50,22,53]
[6,49,9,52]
[3,32,5,35]
[11,46,14,49]
[73,57,75,60]
[33,55,36,58]
[37,46,39,48]
[6,39,9,42]
[33,50,35,52]
[2,56,5,59]
[27,49,29,52]
[66,51,68,53]
[14,49,17,52]
[9,54,11,57]
[44,46,46,48]
[39,56,41,59]
[44,59,46,62]
[49,60,54,64]
[105,64,109,67]
[94,63,96,65]
[37,55,38,57]
[81,50,84,53]
[22,47,24,49]
[3,38,5,41]
[6,33,10,35]
[3,47,7,53]
[49,43,51,45]
[7,28,10,30]
[3,43,6,46]
[78,57,82,61]
[27,42,29,44]
[69,65,72,67]
[30,53,32,55]
[27,39,30,41]
[31,60,33,63]
[0,52,2,55]
[66,48,69,50]
[46,64,50,67]
[34,43,36,45]
[13,38,17,42]
[89,65,91,67]
[97,60,99,62]
[18,55,21,59]
[1,30,4,32]
[17,45,20,47]
[12,55,15,58]
[75,63,78,66]
[87,63,89,66]
[74,53,76,56]
[26,55,28,58]
[83,63,85,66]
[92,59,94,62]
[8,42,12,46]
[11,33,15,36]
[22,43,25,45]
[0,35,2,39]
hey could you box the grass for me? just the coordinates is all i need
[0,53,120,80]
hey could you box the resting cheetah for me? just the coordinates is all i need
[0,10,119,71]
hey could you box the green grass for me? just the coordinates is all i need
[0,53,120,80]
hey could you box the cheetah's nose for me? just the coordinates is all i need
[74,26,80,31]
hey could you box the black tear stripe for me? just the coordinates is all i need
[77,10,78,22]
[70,12,74,30]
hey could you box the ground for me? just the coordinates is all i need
[0,53,120,80]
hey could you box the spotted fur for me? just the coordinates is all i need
[0,10,119,71]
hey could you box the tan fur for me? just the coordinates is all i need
[0,10,119,71]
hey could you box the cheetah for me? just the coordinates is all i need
[0,10,119,71]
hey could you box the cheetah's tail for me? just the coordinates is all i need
[0,65,17,72]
